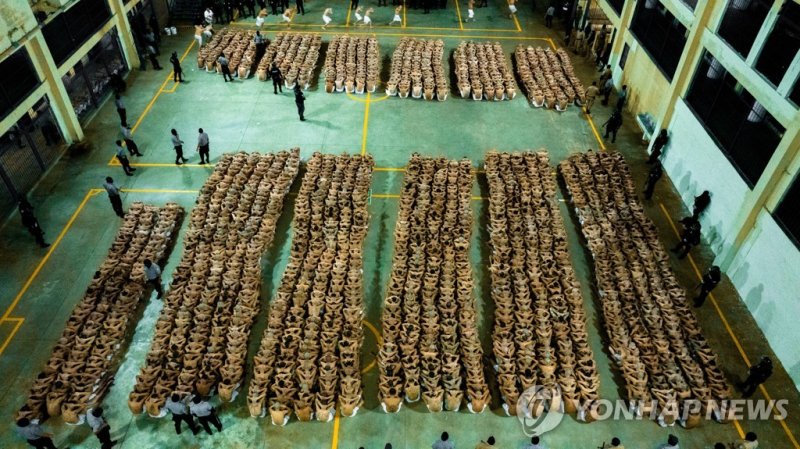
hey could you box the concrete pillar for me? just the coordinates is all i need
[646,0,728,152]
[718,121,800,269]
[108,0,140,70]
[25,31,84,143]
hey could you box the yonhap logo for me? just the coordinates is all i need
[516,385,565,436]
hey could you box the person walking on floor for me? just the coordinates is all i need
[507,0,518,19]
[351,0,359,11]
[87,407,117,449]
[433,432,454,449]
[739,356,772,398]
[143,259,164,299]
[270,62,284,94]
[601,77,614,106]
[16,418,59,449]
[643,161,662,200]
[322,8,333,29]
[294,84,306,121]
[19,199,49,248]
[114,93,126,125]
[170,52,183,82]
[197,128,211,164]
[584,80,599,114]
[120,124,143,156]
[609,437,624,449]
[115,140,135,176]
[296,0,305,15]
[599,64,612,83]
[465,0,475,22]
[218,55,233,82]
[103,177,125,218]
[616,84,628,111]
[603,110,623,143]
[146,44,162,70]
[171,129,188,165]
[671,215,701,259]
[545,5,555,27]
[190,396,223,434]
[389,5,403,24]
[691,190,711,219]
[693,265,721,307]
[648,128,668,163]
[165,393,200,435]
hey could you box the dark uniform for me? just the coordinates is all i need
[294,87,306,121]
[19,201,49,248]
[643,162,662,200]
[270,65,283,94]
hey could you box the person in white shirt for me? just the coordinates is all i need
[103,177,125,218]
[120,124,142,156]
[164,393,199,435]
[196,128,210,164]
[658,435,680,449]
[143,259,163,299]
[15,418,58,449]
[353,6,363,23]
[190,395,222,434]
[170,129,187,165]
[204,7,214,24]
[732,432,759,449]
[432,432,454,449]
[86,408,116,449]
[322,8,333,29]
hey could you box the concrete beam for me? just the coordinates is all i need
[744,0,784,66]
[108,0,140,70]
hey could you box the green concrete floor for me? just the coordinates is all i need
[1,6,799,449]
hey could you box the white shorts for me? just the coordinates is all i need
[282,14,291,22]
[355,13,363,21]
[363,16,371,24]
[509,4,517,13]
[256,17,265,26]
[393,14,401,22]
[468,9,474,17]
[323,15,332,24]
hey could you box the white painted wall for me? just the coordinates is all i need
[728,211,800,390]
[662,100,751,255]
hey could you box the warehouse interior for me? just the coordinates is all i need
[0,0,799,448]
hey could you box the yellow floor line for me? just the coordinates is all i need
[347,91,390,103]
[0,189,99,324]
[547,37,556,50]
[584,107,607,151]
[0,188,201,358]
[120,188,199,194]
[371,193,400,198]
[403,0,407,28]
[361,92,372,156]
[228,23,551,40]
[373,167,405,171]
[107,39,196,165]
[345,2,352,27]
[512,13,522,32]
[657,202,800,446]
[330,411,341,449]
[0,317,25,357]
[126,162,216,168]
[454,0,464,30]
